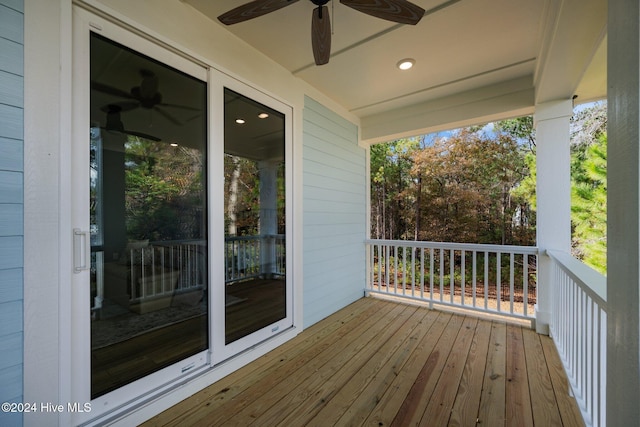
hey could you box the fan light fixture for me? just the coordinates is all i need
[397,58,415,70]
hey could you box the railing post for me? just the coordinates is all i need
[534,99,573,335]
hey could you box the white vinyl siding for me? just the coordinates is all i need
[0,1,23,426]
[303,96,366,327]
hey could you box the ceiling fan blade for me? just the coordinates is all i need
[91,81,136,100]
[218,0,300,25]
[159,102,202,112]
[312,6,331,66]
[155,106,183,126]
[100,102,139,113]
[340,0,425,25]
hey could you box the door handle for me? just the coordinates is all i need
[73,228,90,273]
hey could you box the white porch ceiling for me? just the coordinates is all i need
[184,0,607,140]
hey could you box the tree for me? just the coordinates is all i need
[124,137,206,241]
[370,126,535,246]
[571,134,607,273]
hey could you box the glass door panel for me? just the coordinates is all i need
[223,88,287,345]
[89,33,208,398]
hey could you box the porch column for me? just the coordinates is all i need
[259,160,278,278]
[607,0,640,424]
[534,99,572,335]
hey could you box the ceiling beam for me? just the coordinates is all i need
[361,76,534,144]
[534,0,607,103]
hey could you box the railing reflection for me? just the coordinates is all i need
[225,234,285,283]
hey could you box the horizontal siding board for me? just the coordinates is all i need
[0,332,21,370]
[0,268,21,303]
[303,172,365,195]
[303,131,362,158]
[303,223,366,239]
[0,171,22,203]
[303,124,358,154]
[303,126,361,158]
[0,396,22,427]
[303,145,365,174]
[303,158,365,184]
[304,232,364,250]
[0,236,22,269]
[303,240,364,259]
[304,180,365,198]
[0,0,23,13]
[0,70,22,107]
[303,118,358,148]
[304,254,365,280]
[302,198,365,214]
[304,211,365,226]
[0,5,23,44]
[0,364,22,402]
[0,137,22,171]
[303,187,366,205]
[305,276,364,305]
[0,38,23,76]
[303,97,366,327]
[0,1,22,418]
[0,299,22,336]
[0,203,22,236]
[0,104,23,139]
[304,96,358,136]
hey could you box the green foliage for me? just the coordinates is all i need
[571,134,607,274]
[124,137,205,241]
[370,103,608,277]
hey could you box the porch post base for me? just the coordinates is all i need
[534,304,549,335]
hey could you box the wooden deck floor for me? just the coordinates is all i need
[143,298,584,427]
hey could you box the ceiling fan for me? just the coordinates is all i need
[101,104,161,142]
[92,69,200,126]
[218,0,425,65]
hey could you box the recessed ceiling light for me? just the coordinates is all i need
[235,118,246,124]
[258,113,269,119]
[397,58,415,71]
[170,142,179,147]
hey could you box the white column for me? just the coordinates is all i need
[607,0,640,424]
[534,99,573,335]
[259,161,278,277]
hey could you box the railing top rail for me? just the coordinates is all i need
[226,234,285,242]
[365,239,539,255]
[546,249,607,305]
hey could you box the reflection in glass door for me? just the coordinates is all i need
[89,33,208,398]
[223,88,287,345]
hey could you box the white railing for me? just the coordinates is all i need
[365,239,538,321]
[225,234,285,283]
[130,241,205,302]
[547,250,607,427]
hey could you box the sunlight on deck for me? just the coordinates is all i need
[143,298,584,426]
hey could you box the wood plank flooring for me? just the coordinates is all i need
[142,298,584,427]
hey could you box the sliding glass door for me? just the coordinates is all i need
[88,33,208,398]
[72,12,292,418]
[212,77,293,363]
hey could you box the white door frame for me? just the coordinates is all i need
[209,70,294,365]
[69,7,295,424]
[70,8,210,424]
